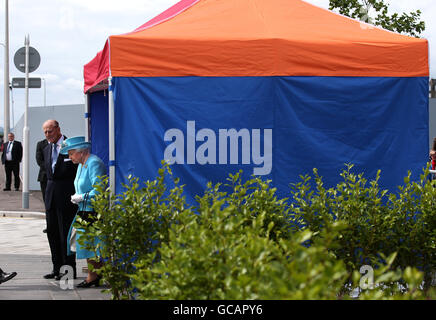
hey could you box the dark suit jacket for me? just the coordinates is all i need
[36,139,49,182]
[1,140,23,164]
[43,136,78,211]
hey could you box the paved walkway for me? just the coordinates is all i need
[0,168,111,300]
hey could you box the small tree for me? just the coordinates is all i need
[328,0,425,37]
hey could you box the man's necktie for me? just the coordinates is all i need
[51,143,58,172]
[7,142,12,153]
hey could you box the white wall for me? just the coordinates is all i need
[12,104,85,190]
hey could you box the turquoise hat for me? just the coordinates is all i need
[59,136,91,155]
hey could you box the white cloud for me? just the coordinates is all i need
[58,7,76,30]
[32,73,60,81]
[64,78,83,91]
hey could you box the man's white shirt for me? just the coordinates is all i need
[6,141,14,161]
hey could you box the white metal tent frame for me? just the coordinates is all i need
[84,76,115,194]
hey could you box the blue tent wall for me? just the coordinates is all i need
[112,76,429,205]
[89,90,109,175]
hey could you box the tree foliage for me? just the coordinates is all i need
[328,0,425,37]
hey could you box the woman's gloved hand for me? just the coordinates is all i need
[71,193,84,204]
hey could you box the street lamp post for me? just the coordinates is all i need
[0,42,9,135]
[4,0,10,136]
[0,41,15,130]
[22,35,30,209]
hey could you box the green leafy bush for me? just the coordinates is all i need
[131,173,348,299]
[291,164,435,291]
[79,162,435,299]
[81,164,186,299]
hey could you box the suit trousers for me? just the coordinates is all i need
[46,198,76,273]
[40,180,47,203]
[4,160,20,190]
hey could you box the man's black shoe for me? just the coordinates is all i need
[3,188,11,191]
[0,271,17,284]
[43,271,59,279]
[15,188,19,191]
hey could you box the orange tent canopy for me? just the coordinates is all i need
[85,0,428,92]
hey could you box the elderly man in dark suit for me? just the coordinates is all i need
[1,132,23,191]
[42,120,78,280]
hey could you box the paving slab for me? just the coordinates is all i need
[0,167,111,300]
[0,237,111,300]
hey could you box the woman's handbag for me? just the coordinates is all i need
[76,193,96,225]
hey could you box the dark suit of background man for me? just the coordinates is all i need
[36,138,49,233]
[1,133,23,191]
[36,139,49,202]
[42,120,78,280]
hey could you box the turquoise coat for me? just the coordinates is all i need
[68,154,106,259]
[74,154,106,211]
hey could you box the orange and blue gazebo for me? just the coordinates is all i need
[84,0,429,202]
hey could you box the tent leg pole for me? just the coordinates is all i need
[84,93,90,141]
[108,77,115,195]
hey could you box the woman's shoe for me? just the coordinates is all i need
[76,276,101,288]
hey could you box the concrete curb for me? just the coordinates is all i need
[0,210,45,219]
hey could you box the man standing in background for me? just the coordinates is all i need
[1,133,23,191]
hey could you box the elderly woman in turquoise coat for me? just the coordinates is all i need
[60,136,106,288]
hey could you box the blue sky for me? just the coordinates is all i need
[0,0,434,128]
